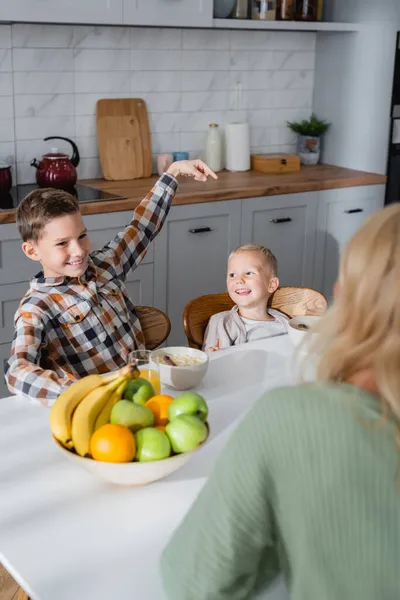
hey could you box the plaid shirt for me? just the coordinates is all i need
[6,173,178,405]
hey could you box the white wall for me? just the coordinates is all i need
[314,26,398,174]
[313,0,400,174]
[0,23,316,184]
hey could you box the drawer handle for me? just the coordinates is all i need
[344,208,364,214]
[270,218,292,224]
[189,227,213,234]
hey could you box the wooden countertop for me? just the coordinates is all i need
[0,165,386,225]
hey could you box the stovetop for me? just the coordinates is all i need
[0,184,126,211]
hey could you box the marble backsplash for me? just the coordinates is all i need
[0,23,315,184]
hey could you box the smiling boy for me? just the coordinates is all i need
[203,244,288,351]
[6,159,216,404]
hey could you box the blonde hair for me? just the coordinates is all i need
[309,203,400,428]
[229,244,278,276]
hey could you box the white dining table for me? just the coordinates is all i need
[0,336,297,600]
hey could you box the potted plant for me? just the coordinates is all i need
[287,114,331,165]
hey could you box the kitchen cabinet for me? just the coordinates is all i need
[123,0,213,27]
[154,199,242,346]
[241,192,318,288]
[0,281,32,343]
[313,185,385,300]
[0,223,37,285]
[0,0,123,24]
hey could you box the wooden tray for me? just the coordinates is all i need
[96,98,152,180]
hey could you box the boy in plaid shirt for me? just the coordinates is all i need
[6,159,216,405]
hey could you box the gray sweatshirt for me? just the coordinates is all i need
[202,306,288,351]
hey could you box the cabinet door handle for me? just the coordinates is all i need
[270,218,292,224]
[189,227,213,234]
[344,208,364,214]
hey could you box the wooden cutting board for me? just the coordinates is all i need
[96,98,152,180]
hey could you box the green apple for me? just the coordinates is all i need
[110,400,154,432]
[123,377,155,405]
[135,427,171,462]
[168,392,208,422]
[166,415,208,453]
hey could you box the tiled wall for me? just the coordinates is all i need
[0,23,315,184]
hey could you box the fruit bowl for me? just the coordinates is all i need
[150,347,209,391]
[288,315,321,347]
[53,430,209,486]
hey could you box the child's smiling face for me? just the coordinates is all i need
[22,212,91,279]
[227,250,278,310]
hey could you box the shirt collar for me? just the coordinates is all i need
[31,257,97,290]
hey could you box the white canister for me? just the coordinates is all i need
[204,123,223,172]
[225,122,250,172]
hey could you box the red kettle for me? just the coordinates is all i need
[31,136,80,189]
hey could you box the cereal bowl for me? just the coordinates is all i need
[150,347,209,391]
[288,315,321,347]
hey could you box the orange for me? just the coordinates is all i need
[145,394,174,427]
[156,425,166,433]
[90,424,135,463]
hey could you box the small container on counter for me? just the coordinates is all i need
[275,0,294,20]
[157,153,174,176]
[204,124,223,173]
[173,151,189,162]
[231,0,249,19]
[295,0,318,21]
[317,0,324,20]
[252,0,276,20]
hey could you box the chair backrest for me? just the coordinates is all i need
[182,286,328,349]
[136,306,171,350]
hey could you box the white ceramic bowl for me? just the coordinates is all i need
[288,315,321,347]
[53,435,208,486]
[150,347,209,391]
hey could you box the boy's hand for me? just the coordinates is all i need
[206,339,220,353]
[167,159,218,182]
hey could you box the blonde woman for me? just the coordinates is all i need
[161,204,400,600]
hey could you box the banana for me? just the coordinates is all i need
[71,366,134,457]
[50,374,106,449]
[50,365,136,450]
[94,379,128,432]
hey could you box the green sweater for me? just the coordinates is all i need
[161,383,400,600]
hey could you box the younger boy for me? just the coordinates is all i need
[6,159,216,404]
[203,244,288,351]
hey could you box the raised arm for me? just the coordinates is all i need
[94,160,217,281]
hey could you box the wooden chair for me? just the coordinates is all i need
[136,306,171,350]
[182,286,328,349]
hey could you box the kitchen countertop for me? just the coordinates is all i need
[0,165,386,225]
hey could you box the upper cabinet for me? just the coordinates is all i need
[0,0,123,24]
[122,0,213,27]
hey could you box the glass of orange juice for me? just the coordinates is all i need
[130,349,161,395]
